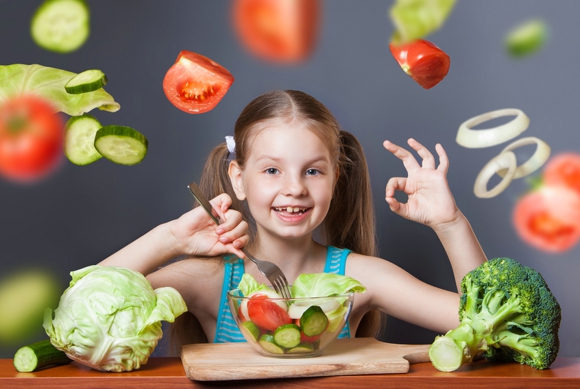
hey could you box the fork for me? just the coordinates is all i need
[187,182,292,299]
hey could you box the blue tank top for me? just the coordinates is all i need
[214,246,352,343]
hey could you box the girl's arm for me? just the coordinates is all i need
[99,193,249,275]
[383,138,487,291]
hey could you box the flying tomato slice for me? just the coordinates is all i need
[0,94,64,182]
[389,39,450,89]
[162,50,234,114]
[232,0,320,63]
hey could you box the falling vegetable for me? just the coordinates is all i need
[505,19,548,58]
[389,39,450,89]
[30,0,90,53]
[44,265,187,372]
[389,0,457,45]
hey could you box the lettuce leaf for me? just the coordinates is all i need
[291,273,366,298]
[238,273,271,297]
[390,0,457,44]
[0,64,120,116]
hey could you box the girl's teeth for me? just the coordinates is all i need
[282,207,303,213]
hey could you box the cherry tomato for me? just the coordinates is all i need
[543,153,580,196]
[389,39,450,89]
[247,295,291,331]
[0,94,64,182]
[232,0,320,63]
[162,50,234,114]
[513,186,580,252]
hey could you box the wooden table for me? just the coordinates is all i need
[2,357,580,388]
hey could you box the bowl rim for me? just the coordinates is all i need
[226,287,355,301]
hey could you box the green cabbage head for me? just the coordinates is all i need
[43,265,187,372]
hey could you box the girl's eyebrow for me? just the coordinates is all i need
[254,154,331,165]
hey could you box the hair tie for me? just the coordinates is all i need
[225,136,236,160]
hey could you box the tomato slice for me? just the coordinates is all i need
[389,39,450,89]
[513,186,580,252]
[232,0,320,63]
[162,51,234,114]
[0,94,64,182]
[247,295,291,331]
[543,153,580,196]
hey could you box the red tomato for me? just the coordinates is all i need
[300,331,323,343]
[389,39,450,89]
[232,0,320,63]
[247,295,291,331]
[543,153,580,196]
[162,51,234,114]
[0,94,64,182]
[513,186,580,252]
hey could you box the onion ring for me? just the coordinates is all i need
[473,151,517,198]
[457,108,530,148]
[496,137,551,179]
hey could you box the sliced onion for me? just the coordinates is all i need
[457,108,530,148]
[496,137,551,179]
[473,151,517,198]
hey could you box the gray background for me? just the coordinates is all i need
[1,0,578,359]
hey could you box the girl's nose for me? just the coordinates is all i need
[282,175,307,196]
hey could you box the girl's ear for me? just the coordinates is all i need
[228,161,246,201]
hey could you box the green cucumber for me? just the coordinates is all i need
[273,324,301,349]
[13,340,71,372]
[65,69,108,94]
[240,321,260,342]
[287,342,315,354]
[258,334,284,354]
[94,125,148,166]
[64,114,103,165]
[505,19,548,58]
[30,0,90,53]
[300,306,329,337]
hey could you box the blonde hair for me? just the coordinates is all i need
[170,90,384,353]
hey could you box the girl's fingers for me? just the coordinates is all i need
[383,140,420,172]
[408,138,435,169]
[435,143,449,174]
[385,176,407,197]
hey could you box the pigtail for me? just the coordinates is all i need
[325,130,377,257]
[325,130,385,338]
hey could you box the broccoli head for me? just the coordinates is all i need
[428,257,561,372]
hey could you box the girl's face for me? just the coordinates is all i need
[230,119,337,241]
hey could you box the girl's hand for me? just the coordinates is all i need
[383,138,460,229]
[169,193,249,259]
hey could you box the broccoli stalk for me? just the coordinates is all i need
[429,257,561,372]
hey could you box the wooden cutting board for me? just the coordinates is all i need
[181,337,431,381]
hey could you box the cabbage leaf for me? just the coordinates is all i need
[238,273,272,297]
[0,64,120,116]
[291,273,366,298]
[43,265,187,372]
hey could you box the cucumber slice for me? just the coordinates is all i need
[287,342,315,354]
[273,324,301,349]
[300,306,329,337]
[64,114,103,165]
[240,321,260,342]
[30,0,90,53]
[65,69,108,94]
[94,125,148,166]
[258,334,284,354]
[14,340,71,372]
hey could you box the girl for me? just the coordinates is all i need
[100,90,487,353]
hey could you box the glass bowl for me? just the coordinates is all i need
[227,288,354,358]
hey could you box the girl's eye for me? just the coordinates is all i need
[265,168,279,175]
[306,169,320,176]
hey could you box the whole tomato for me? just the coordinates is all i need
[389,39,450,89]
[543,153,580,196]
[513,185,580,252]
[0,95,64,182]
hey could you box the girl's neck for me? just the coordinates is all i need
[247,230,327,282]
